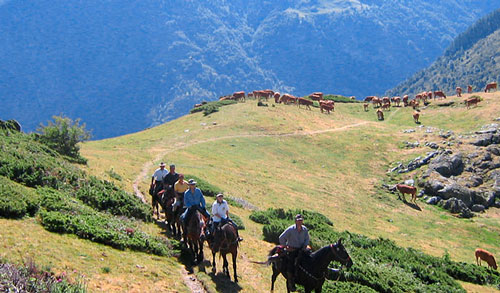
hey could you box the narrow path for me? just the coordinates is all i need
[132,121,371,200]
[181,267,207,293]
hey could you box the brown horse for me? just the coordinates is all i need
[475,248,497,270]
[209,222,239,282]
[185,210,206,264]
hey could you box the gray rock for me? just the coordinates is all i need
[426,196,441,205]
[437,183,474,206]
[471,204,485,213]
[467,176,483,188]
[486,145,500,156]
[428,153,464,177]
[423,179,446,196]
[472,134,493,146]
[417,190,425,198]
[473,191,496,207]
[426,142,439,149]
[404,179,415,186]
[439,198,473,218]
[403,129,416,133]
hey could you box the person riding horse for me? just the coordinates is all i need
[173,173,188,212]
[181,179,210,239]
[279,213,310,292]
[211,193,243,242]
[163,164,179,200]
[149,162,168,217]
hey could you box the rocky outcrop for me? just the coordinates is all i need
[427,153,464,177]
[0,119,21,132]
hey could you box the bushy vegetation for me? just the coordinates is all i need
[0,258,86,292]
[250,208,500,292]
[36,115,91,164]
[0,127,172,256]
[38,188,171,256]
[0,176,39,218]
[322,95,361,103]
[189,100,237,115]
[184,174,242,208]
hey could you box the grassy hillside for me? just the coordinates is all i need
[3,92,500,292]
[78,93,500,292]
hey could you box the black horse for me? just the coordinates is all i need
[208,222,239,282]
[268,239,352,293]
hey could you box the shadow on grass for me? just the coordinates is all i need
[208,269,243,292]
[403,200,422,211]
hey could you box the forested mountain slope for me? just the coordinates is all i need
[387,8,500,97]
[1,0,498,138]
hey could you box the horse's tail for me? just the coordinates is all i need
[248,245,284,266]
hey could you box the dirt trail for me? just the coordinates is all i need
[132,121,371,200]
[181,267,207,293]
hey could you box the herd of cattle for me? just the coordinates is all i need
[202,82,498,123]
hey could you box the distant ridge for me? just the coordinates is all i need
[387,8,500,97]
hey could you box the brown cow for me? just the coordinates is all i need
[381,102,391,111]
[413,111,420,123]
[297,98,313,110]
[376,109,384,121]
[392,97,401,107]
[456,87,462,97]
[320,103,334,114]
[382,96,390,104]
[426,91,433,100]
[372,97,382,108]
[310,92,323,101]
[409,99,419,109]
[402,95,409,107]
[485,82,497,92]
[434,91,446,99]
[364,96,375,102]
[396,184,417,203]
[467,85,473,93]
[233,91,246,102]
[475,248,497,270]
[466,96,481,109]
[273,92,281,103]
[363,103,369,111]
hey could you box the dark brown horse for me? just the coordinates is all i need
[185,210,206,264]
[209,222,239,282]
[266,239,352,293]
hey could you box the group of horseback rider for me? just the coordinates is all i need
[149,162,243,242]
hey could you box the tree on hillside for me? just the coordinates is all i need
[37,115,91,162]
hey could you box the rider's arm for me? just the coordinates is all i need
[302,229,310,249]
[278,228,289,246]
[199,190,206,208]
[184,190,193,208]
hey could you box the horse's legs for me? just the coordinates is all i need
[212,251,217,274]
[198,239,204,263]
[222,253,229,277]
[270,265,279,291]
[232,250,238,283]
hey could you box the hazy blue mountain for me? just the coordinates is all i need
[387,8,500,97]
[1,0,498,138]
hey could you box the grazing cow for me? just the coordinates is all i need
[434,91,446,99]
[297,98,313,110]
[247,92,254,99]
[403,95,409,107]
[381,102,391,111]
[310,92,323,101]
[273,92,281,103]
[194,103,203,108]
[349,96,356,100]
[409,99,419,109]
[233,91,246,102]
[475,248,497,270]
[392,97,401,107]
[413,111,420,123]
[466,96,481,109]
[467,85,473,93]
[280,94,296,105]
[376,109,384,121]
[372,97,382,108]
[320,103,334,114]
[396,184,417,203]
[363,103,369,111]
[382,96,390,104]
[456,87,462,97]
[364,96,375,102]
[485,82,497,92]
[426,91,433,100]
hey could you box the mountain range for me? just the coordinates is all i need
[387,8,500,96]
[1,0,499,138]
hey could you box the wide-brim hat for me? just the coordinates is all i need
[295,214,304,221]
[187,179,197,185]
[216,193,224,198]
[159,162,166,167]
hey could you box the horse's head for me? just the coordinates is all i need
[330,238,353,268]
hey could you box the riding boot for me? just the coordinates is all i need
[286,271,297,292]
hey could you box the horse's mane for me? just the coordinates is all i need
[310,244,331,259]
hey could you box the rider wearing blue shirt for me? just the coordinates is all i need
[181,179,210,225]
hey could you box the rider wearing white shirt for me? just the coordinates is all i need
[210,194,242,241]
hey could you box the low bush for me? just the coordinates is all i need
[322,95,361,103]
[75,176,151,221]
[38,188,171,256]
[0,176,39,218]
[189,100,237,115]
[250,208,500,292]
[0,258,86,292]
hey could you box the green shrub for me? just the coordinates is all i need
[323,95,361,103]
[0,176,39,218]
[189,100,237,114]
[38,188,170,256]
[36,115,91,161]
[322,280,377,292]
